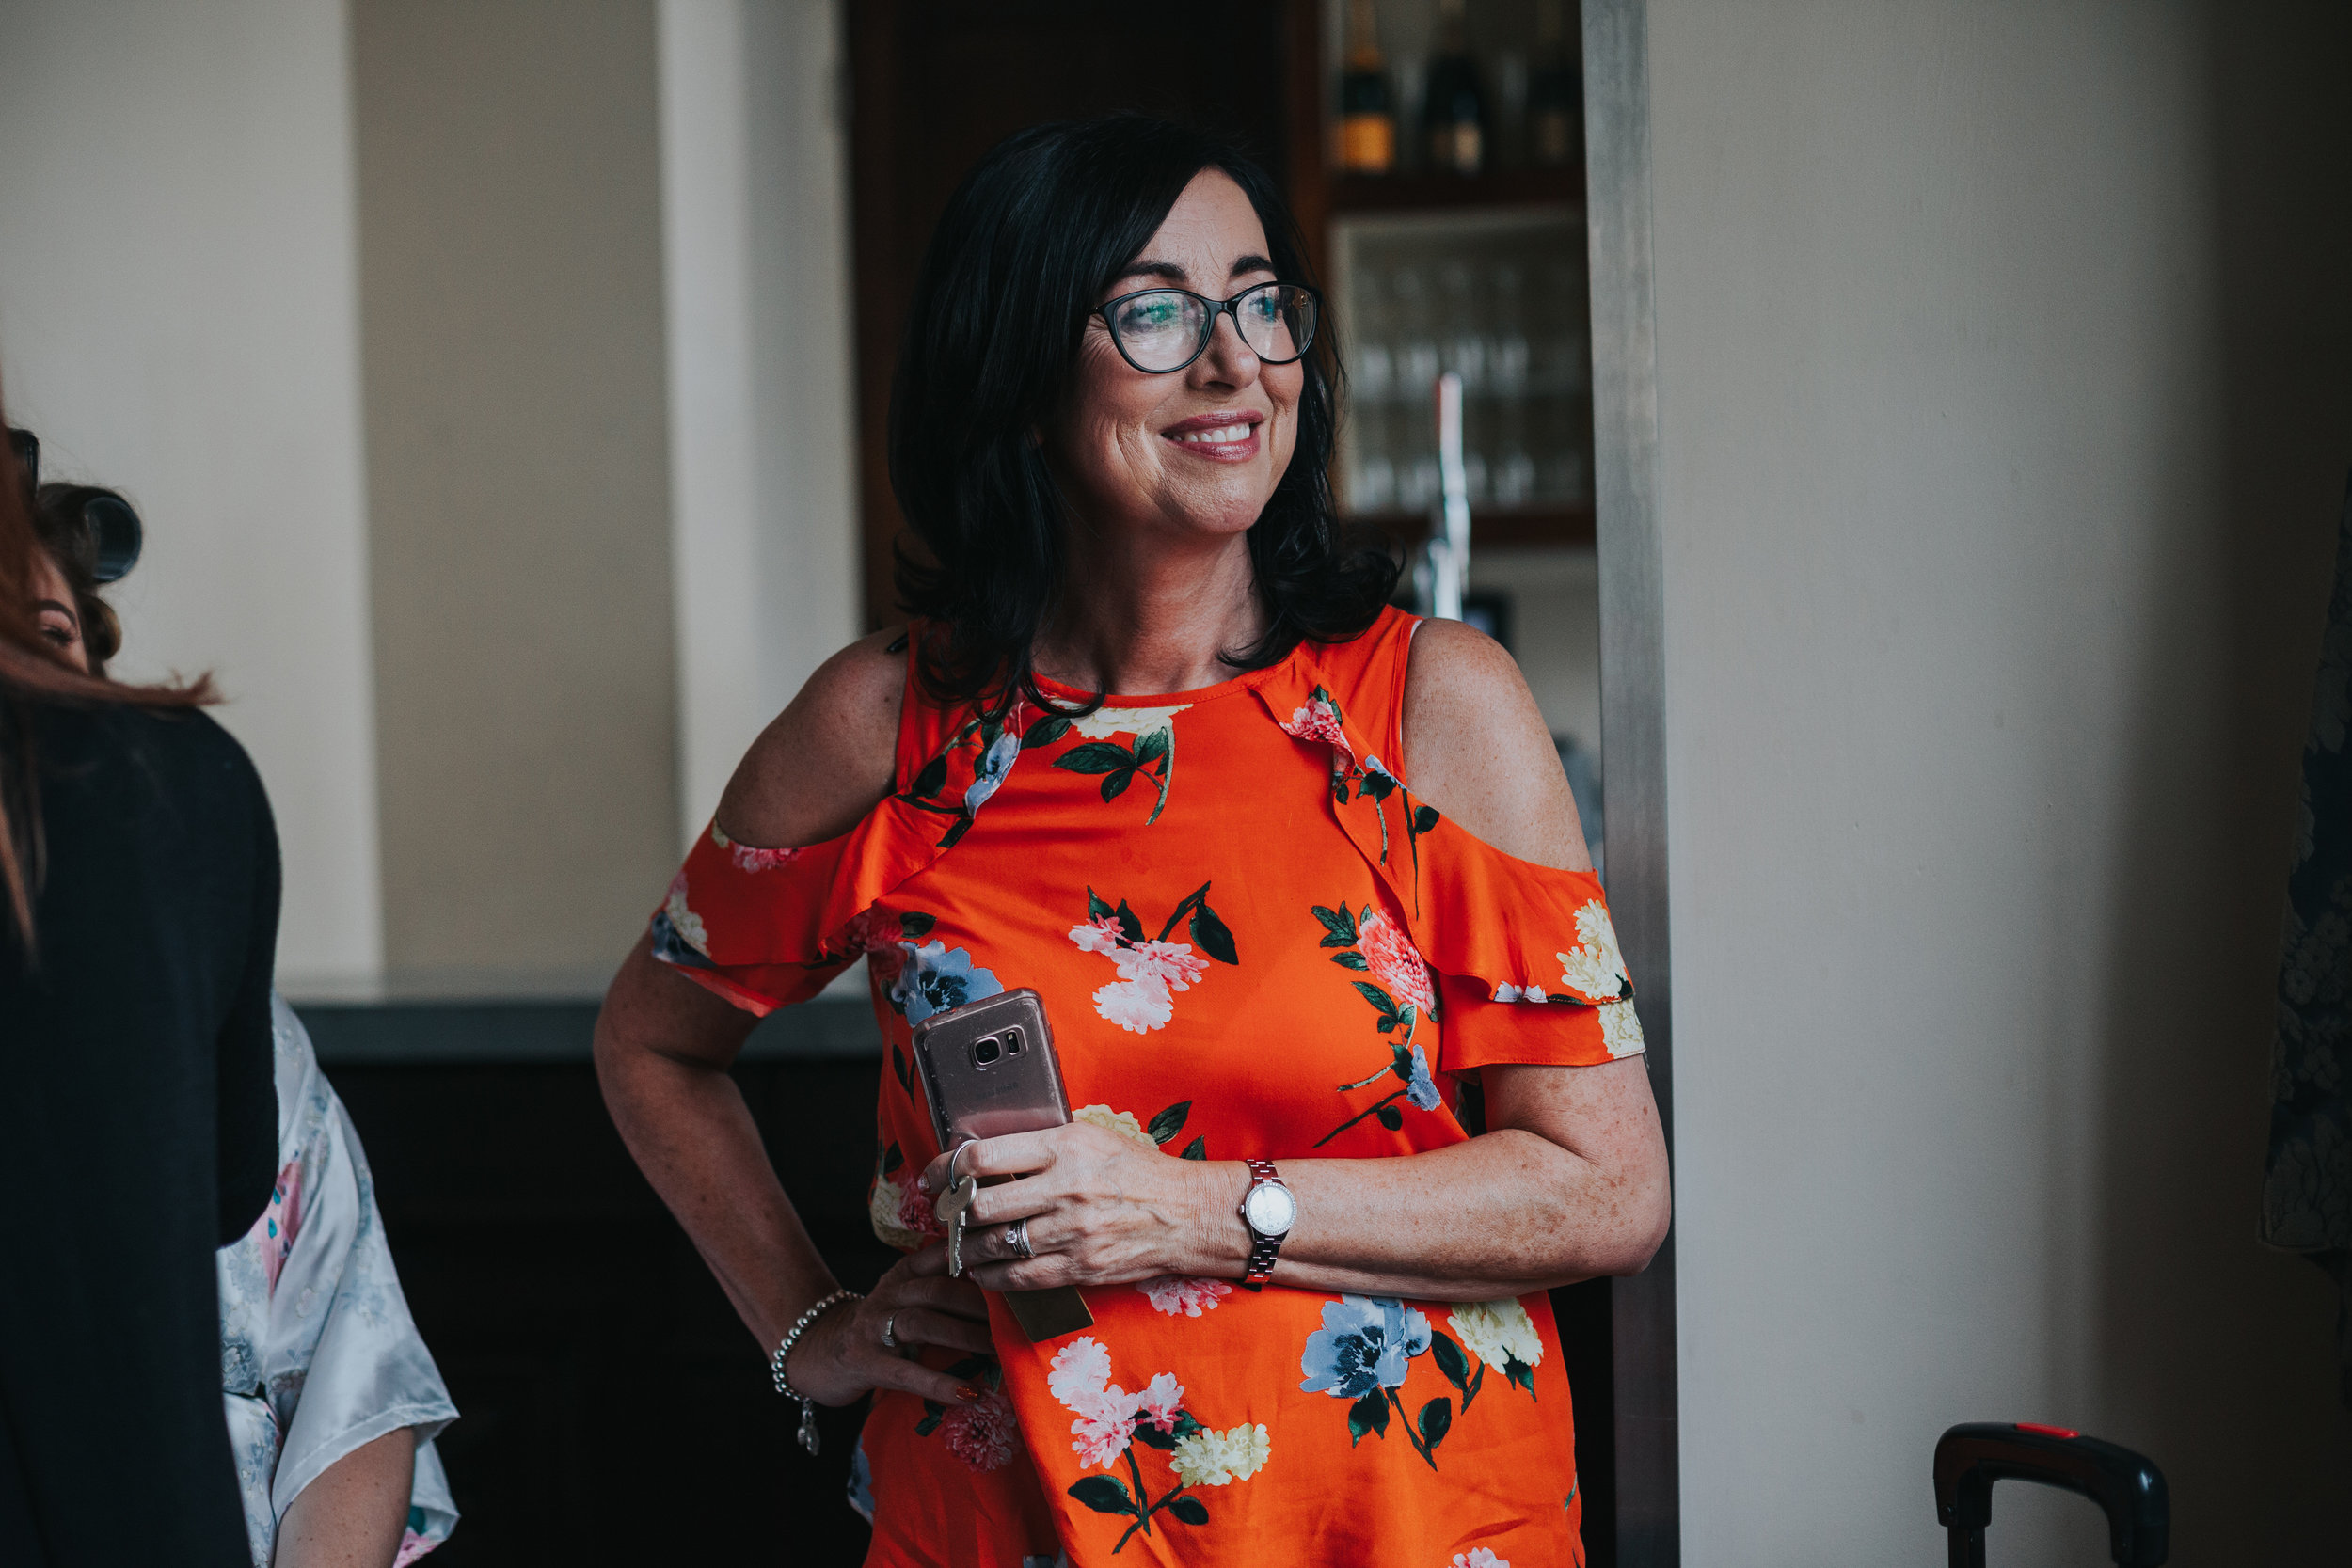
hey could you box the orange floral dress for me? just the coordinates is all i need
[652,606,1644,1568]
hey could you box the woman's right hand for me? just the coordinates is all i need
[786,1244,996,1407]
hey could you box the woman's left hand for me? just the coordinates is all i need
[918,1122,1237,1291]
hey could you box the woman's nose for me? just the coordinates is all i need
[1188,311,1262,388]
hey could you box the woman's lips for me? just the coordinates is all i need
[1161,414,1263,463]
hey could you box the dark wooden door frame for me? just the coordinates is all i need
[1583,1,1679,1563]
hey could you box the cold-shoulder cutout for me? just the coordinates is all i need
[714,626,906,852]
[651,623,1046,1017]
[1402,615,1591,874]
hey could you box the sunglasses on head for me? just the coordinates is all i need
[8,426,144,584]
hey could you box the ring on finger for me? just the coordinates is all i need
[1005,1217,1035,1260]
[881,1312,898,1351]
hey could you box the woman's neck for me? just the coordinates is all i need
[1035,525,1268,697]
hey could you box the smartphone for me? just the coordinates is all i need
[911,988,1094,1342]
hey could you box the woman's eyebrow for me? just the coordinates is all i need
[1229,253,1277,278]
[1119,259,1189,285]
[34,598,78,630]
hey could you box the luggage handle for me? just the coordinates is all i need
[1932,1422,2169,1568]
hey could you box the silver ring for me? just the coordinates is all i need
[881,1313,898,1351]
[1006,1218,1035,1260]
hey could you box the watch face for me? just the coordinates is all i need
[1243,1180,1296,1237]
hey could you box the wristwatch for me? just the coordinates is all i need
[1237,1159,1295,1285]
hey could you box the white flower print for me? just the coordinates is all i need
[1169,1422,1272,1488]
[1450,1550,1508,1568]
[1491,982,1551,1004]
[1598,999,1646,1058]
[662,873,707,956]
[1115,939,1210,992]
[1073,1105,1158,1148]
[1447,1298,1545,1374]
[1047,1337,1115,1409]
[1555,898,1631,1001]
[1137,1275,1233,1317]
[1068,916,1125,958]
[1047,1337,1178,1470]
[1070,704,1189,742]
[1093,978,1175,1034]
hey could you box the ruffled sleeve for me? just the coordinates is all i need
[650,632,1036,1016]
[1252,612,1646,1073]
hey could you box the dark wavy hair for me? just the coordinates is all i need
[890,115,1397,708]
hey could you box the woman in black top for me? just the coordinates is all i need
[0,410,281,1565]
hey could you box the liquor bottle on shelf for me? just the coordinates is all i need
[1422,0,1486,176]
[1335,0,1396,176]
[1528,0,1581,167]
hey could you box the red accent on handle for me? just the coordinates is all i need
[2014,1422,2080,1439]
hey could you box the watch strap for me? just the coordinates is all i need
[1241,1158,1287,1285]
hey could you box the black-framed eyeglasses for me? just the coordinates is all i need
[1094,281,1322,374]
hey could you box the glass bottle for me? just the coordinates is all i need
[1336,0,1397,176]
[1422,0,1486,176]
[1528,0,1581,167]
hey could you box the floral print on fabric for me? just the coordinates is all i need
[888,938,1003,1025]
[708,819,801,874]
[1446,1299,1544,1401]
[649,871,713,969]
[1281,686,1443,885]
[915,1356,1020,1472]
[1451,1551,1508,1568]
[1050,1338,1264,1551]
[868,1140,946,1252]
[1313,903,1443,1147]
[1137,1276,1234,1317]
[1027,704,1191,826]
[1555,900,1634,1003]
[1067,885,1238,1036]
[1299,1292,1541,1473]
[899,705,1035,849]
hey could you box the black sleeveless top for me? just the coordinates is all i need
[0,702,279,1566]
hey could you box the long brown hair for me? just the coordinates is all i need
[1,378,214,947]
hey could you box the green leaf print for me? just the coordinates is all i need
[1070,1475,1138,1516]
[1146,1101,1192,1146]
[1187,899,1238,966]
[1432,1330,1470,1390]
[1088,888,1115,922]
[1375,1104,1404,1130]
[1351,980,1402,1026]
[1164,1496,1210,1526]
[1347,1389,1389,1446]
[1131,1422,1178,1451]
[898,911,936,938]
[1134,727,1170,767]
[1412,804,1441,835]
[1102,768,1136,803]
[909,753,948,800]
[1057,742,1136,776]
[1417,1397,1453,1449]
[1331,950,1371,971]
[1311,903,1359,947]
[1023,713,1073,748]
[882,1141,903,1176]
[1114,899,1146,943]
[1178,1136,1208,1161]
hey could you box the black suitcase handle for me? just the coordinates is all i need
[1933,1422,2169,1567]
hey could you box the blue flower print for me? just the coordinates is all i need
[847,1434,875,1524]
[964,728,1022,816]
[1299,1294,1433,1399]
[1404,1043,1442,1111]
[889,939,1004,1024]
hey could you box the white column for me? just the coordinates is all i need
[657,0,860,847]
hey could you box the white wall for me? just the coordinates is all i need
[0,0,383,996]
[1648,1,2352,1560]
[659,0,860,846]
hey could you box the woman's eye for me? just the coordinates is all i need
[1119,297,1185,331]
[39,620,72,648]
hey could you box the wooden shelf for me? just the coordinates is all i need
[1349,504,1595,550]
[1330,165,1583,215]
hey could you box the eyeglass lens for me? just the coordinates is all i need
[1109,284,1318,372]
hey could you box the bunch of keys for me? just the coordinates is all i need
[936,1147,978,1277]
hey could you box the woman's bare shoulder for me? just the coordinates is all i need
[1402,617,1590,872]
[713,627,907,849]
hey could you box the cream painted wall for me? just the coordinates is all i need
[0,0,383,996]
[353,0,681,996]
[1646,1,2352,1560]
[658,0,860,846]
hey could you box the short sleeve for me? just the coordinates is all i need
[1413,821,1648,1073]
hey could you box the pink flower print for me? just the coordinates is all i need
[842,906,908,983]
[1357,908,1436,1017]
[1136,1372,1184,1433]
[708,819,802,874]
[1279,692,1353,764]
[393,1529,440,1567]
[1071,1402,1142,1469]
[1137,1275,1233,1317]
[1114,940,1208,992]
[256,1157,303,1295]
[1068,916,1126,958]
[940,1388,1020,1471]
[896,1180,947,1241]
[1049,1336,1152,1469]
[1092,977,1174,1034]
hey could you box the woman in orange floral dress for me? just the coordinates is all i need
[595,117,1669,1567]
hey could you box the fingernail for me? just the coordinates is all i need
[953,1386,982,1403]
[917,1171,932,1195]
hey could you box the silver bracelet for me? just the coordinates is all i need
[770,1287,861,1455]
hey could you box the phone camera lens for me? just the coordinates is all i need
[974,1037,1001,1065]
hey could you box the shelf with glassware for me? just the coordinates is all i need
[1330,204,1593,551]
[1311,0,1594,551]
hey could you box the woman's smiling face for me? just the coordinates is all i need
[1046,168,1303,546]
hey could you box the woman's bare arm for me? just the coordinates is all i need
[937,618,1670,1299]
[272,1426,413,1568]
[594,630,993,1407]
